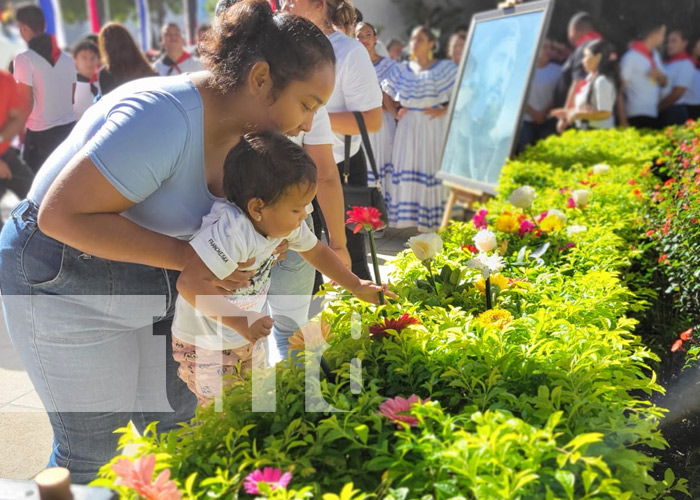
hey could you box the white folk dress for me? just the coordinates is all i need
[381,59,458,231]
[366,56,397,186]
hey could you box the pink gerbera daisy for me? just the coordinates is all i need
[378,394,429,428]
[243,467,292,495]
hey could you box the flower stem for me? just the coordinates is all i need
[485,276,493,310]
[368,229,385,305]
[320,357,336,384]
[425,259,438,293]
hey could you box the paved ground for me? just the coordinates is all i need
[0,189,416,480]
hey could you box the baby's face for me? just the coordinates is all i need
[256,183,317,238]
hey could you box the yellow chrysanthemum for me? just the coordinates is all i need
[540,213,564,232]
[495,214,520,233]
[288,320,333,351]
[474,274,510,295]
[476,308,513,329]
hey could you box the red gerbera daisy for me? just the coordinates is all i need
[369,314,420,339]
[346,206,384,233]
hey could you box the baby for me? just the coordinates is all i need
[172,131,388,404]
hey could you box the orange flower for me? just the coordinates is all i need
[113,455,182,500]
[288,320,333,351]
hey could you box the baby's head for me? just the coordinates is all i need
[224,131,317,238]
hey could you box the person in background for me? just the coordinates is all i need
[552,39,618,130]
[446,31,466,66]
[518,38,561,151]
[72,39,100,119]
[620,22,667,129]
[154,23,204,76]
[193,23,211,58]
[0,68,34,212]
[553,12,602,133]
[381,25,458,232]
[355,21,396,189]
[13,4,76,174]
[98,23,157,95]
[687,38,700,120]
[658,29,694,126]
[386,38,405,61]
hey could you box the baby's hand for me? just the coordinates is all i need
[350,280,397,304]
[239,313,275,344]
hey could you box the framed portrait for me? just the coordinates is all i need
[437,0,554,194]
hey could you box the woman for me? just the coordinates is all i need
[0,0,335,483]
[551,40,618,130]
[381,26,458,232]
[281,0,383,282]
[355,21,396,187]
[98,22,157,95]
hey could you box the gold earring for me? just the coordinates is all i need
[428,52,433,62]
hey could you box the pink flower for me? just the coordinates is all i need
[559,242,576,251]
[378,395,430,428]
[112,455,182,500]
[243,467,292,495]
[567,197,576,209]
[518,219,536,236]
[346,206,384,234]
[472,209,488,229]
[536,211,549,223]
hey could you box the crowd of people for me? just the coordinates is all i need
[520,12,700,151]
[2,0,700,486]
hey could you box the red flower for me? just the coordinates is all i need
[671,339,684,352]
[680,328,693,341]
[378,395,429,428]
[567,197,576,209]
[461,244,479,254]
[346,206,384,234]
[369,314,420,339]
[628,179,637,185]
[645,229,655,237]
[664,178,676,187]
[658,254,668,264]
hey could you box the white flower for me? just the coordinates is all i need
[547,209,567,223]
[473,230,498,253]
[508,186,536,209]
[566,225,588,236]
[571,189,590,207]
[408,232,443,261]
[593,163,611,175]
[467,252,505,279]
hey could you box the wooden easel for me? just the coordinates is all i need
[440,181,492,230]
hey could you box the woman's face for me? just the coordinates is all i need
[410,29,434,60]
[666,31,687,57]
[260,62,335,137]
[582,48,601,73]
[355,23,376,53]
[280,0,324,28]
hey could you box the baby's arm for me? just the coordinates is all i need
[299,242,394,304]
[176,255,274,343]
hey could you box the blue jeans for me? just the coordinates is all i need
[0,201,196,484]
[267,248,316,361]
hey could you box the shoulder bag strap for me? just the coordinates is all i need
[352,111,380,189]
[343,134,351,184]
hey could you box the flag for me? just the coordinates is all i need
[39,0,66,48]
[136,0,150,52]
[86,0,100,33]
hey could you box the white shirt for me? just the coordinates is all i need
[686,67,700,106]
[13,49,76,131]
[325,31,383,164]
[661,58,695,105]
[574,74,616,129]
[621,48,664,118]
[289,106,334,147]
[173,201,317,349]
[524,62,562,122]
[154,53,204,76]
[73,79,100,119]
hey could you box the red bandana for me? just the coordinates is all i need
[630,40,656,69]
[665,51,692,64]
[575,31,603,48]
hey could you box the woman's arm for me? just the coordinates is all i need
[569,109,613,121]
[176,256,274,344]
[329,107,383,134]
[305,143,351,267]
[659,87,686,110]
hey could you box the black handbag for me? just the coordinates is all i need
[341,111,389,228]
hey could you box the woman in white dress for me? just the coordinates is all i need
[355,21,397,187]
[382,25,458,232]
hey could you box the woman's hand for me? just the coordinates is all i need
[350,280,397,304]
[423,106,447,120]
[210,257,256,291]
[397,108,408,121]
[273,240,289,261]
[550,108,567,120]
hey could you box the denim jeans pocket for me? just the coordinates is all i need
[22,229,67,287]
[275,250,309,273]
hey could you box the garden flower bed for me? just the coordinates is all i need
[95,127,697,499]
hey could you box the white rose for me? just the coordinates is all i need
[547,209,568,223]
[473,230,498,253]
[467,253,505,279]
[571,189,590,207]
[593,163,610,175]
[566,225,588,236]
[508,186,536,209]
[408,232,443,261]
